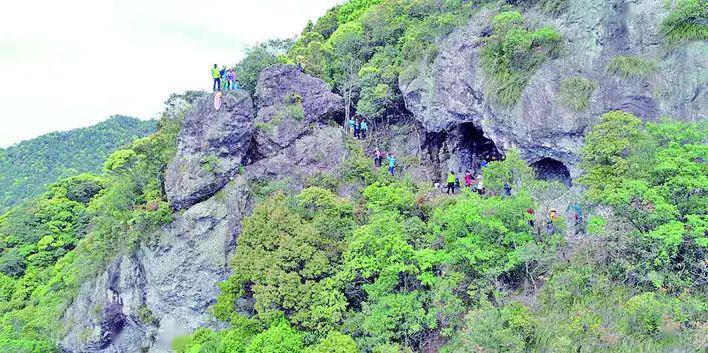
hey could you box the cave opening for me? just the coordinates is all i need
[530,158,572,187]
[457,122,503,172]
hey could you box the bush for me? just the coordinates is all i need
[246,320,304,353]
[661,0,708,45]
[606,55,657,79]
[558,76,596,111]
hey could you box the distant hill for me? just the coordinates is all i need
[0,115,156,214]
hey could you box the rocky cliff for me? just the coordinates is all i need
[58,1,706,351]
[60,65,348,353]
[401,0,706,179]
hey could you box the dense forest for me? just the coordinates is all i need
[0,0,705,352]
[0,116,156,214]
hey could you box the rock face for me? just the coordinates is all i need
[60,67,347,353]
[253,64,344,157]
[400,0,706,179]
[61,178,252,353]
[165,90,255,210]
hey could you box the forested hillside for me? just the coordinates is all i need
[0,116,156,214]
[0,1,705,353]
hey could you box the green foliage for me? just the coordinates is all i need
[442,301,536,353]
[236,39,293,94]
[174,316,260,353]
[661,0,708,45]
[246,319,304,353]
[481,11,562,106]
[0,115,155,214]
[558,76,596,111]
[306,331,359,353]
[218,189,353,333]
[337,0,383,24]
[289,0,472,121]
[482,149,534,194]
[580,111,707,290]
[0,92,190,351]
[606,55,657,79]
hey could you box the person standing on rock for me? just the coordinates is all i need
[211,64,221,92]
[446,171,456,195]
[387,153,396,176]
[226,69,235,91]
[360,120,368,139]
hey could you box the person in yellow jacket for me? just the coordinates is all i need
[446,171,456,195]
[211,64,221,92]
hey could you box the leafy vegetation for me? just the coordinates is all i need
[606,55,657,79]
[481,11,562,106]
[661,0,708,45]
[235,39,293,94]
[0,92,199,352]
[0,116,156,214]
[177,111,706,353]
[558,76,597,111]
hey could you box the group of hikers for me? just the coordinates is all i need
[347,117,369,139]
[444,170,485,195]
[373,148,396,175]
[211,64,241,92]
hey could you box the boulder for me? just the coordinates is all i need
[165,91,254,210]
[253,64,344,157]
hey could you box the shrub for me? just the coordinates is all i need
[558,76,597,111]
[246,320,304,353]
[661,0,708,45]
[606,55,657,79]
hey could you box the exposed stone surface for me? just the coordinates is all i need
[61,178,251,353]
[400,0,706,179]
[253,64,344,157]
[165,90,255,210]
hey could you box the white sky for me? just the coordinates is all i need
[0,0,341,147]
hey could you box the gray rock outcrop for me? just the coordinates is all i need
[253,64,344,157]
[61,178,251,353]
[400,0,706,178]
[165,90,255,210]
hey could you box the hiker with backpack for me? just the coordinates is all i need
[211,64,221,92]
[387,153,396,175]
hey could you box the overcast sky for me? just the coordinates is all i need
[0,0,341,147]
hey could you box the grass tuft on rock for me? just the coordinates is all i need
[661,0,708,45]
[558,76,597,111]
[606,55,657,79]
[481,11,562,107]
